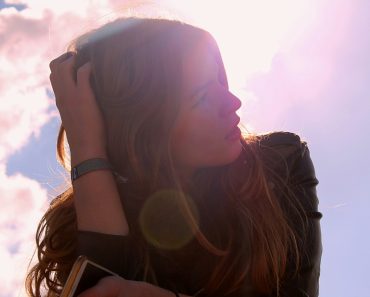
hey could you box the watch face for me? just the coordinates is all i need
[61,256,117,297]
[72,261,115,296]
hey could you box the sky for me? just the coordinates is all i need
[0,0,369,296]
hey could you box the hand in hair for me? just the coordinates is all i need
[77,276,187,297]
[49,52,129,236]
[49,52,107,165]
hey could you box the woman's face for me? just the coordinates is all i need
[170,40,243,180]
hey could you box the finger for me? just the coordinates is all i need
[77,277,121,297]
[76,62,95,97]
[49,51,75,72]
[49,73,64,109]
[49,72,59,100]
[49,55,77,109]
[49,53,76,99]
[56,54,78,88]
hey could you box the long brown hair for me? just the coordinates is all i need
[26,17,307,296]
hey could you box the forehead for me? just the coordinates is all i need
[181,40,220,89]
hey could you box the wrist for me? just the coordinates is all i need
[71,158,112,182]
[70,148,108,167]
[144,282,181,297]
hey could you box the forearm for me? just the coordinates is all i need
[50,54,129,236]
[72,151,129,236]
[145,282,192,297]
[79,277,193,297]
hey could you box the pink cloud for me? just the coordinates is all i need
[0,165,49,297]
[0,10,55,161]
[0,5,103,161]
[243,0,355,132]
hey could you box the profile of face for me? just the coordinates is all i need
[170,38,242,179]
[71,19,242,185]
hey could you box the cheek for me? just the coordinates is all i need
[171,120,211,163]
[171,115,233,167]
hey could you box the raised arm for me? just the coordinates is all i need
[49,52,129,236]
[49,53,193,297]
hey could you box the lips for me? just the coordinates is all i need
[225,117,240,139]
[225,127,241,141]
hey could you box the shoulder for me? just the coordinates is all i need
[244,131,318,191]
[249,131,308,173]
[249,131,320,213]
[256,131,304,153]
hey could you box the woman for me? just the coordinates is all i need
[26,17,322,297]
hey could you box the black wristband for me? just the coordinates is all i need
[71,158,112,182]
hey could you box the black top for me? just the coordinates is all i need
[74,131,322,297]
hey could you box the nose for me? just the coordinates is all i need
[219,90,242,117]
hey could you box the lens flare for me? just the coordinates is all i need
[139,189,199,250]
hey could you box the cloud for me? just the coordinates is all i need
[0,89,53,162]
[0,6,54,297]
[0,8,55,161]
[0,165,49,297]
[243,0,355,132]
[0,1,119,161]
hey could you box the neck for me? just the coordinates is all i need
[175,166,196,192]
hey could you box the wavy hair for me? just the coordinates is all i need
[26,17,307,297]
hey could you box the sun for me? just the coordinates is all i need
[162,0,314,88]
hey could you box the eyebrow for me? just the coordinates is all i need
[191,80,213,98]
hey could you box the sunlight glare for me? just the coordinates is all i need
[162,0,314,92]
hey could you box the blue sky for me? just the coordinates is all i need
[0,0,26,11]
[0,1,369,296]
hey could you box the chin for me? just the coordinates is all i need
[227,141,243,163]
[216,140,243,166]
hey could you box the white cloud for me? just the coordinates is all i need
[0,165,49,297]
[0,1,120,160]
[0,88,52,162]
[0,10,54,162]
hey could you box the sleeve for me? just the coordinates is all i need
[262,132,323,297]
[75,230,132,276]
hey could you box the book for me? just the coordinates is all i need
[60,255,118,297]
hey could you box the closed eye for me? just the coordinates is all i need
[192,93,207,108]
